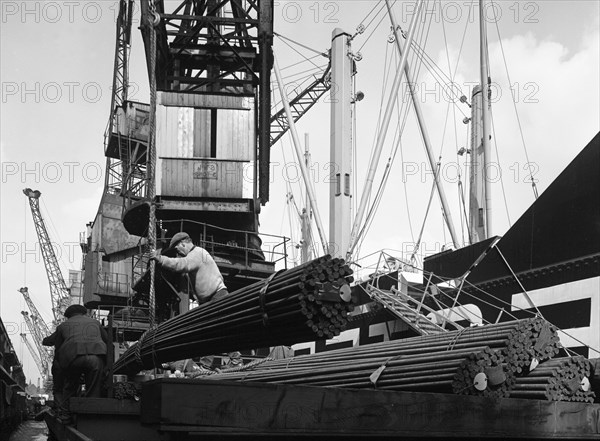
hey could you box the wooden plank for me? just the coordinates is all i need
[158,92,252,110]
[141,379,600,439]
[160,159,244,198]
[193,109,210,157]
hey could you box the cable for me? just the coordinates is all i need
[274,32,328,58]
[357,3,390,54]
[490,109,512,227]
[275,34,326,72]
[490,0,538,200]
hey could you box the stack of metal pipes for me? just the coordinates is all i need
[509,356,595,403]
[113,255,354,376]
[207,318,559,398]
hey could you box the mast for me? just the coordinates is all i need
[469,85,486,243]
[301,134,313,264]
[479,0,493,238]
[329,28,354,258]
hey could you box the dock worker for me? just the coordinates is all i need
[150,231,229,304]
[43,304,108,414]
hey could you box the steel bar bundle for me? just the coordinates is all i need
[209,317,554,371]
[207,320,568,396]
[503,318,561,373]
[208,344,507,393]
[113,255,354,375]
[509,356,595,403]
[451,347,514,399]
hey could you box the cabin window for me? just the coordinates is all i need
[210,109,217,158]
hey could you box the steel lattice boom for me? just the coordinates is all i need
[19,287,52,335]
[20,333,48,380]
[23,188,71,321]
[270,64,331,147]
[21,311,52,377]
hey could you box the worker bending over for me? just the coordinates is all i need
[43,304,108,418]
[151,232,229,303]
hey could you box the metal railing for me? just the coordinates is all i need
[159,219,289,270]
[97,272,130,295]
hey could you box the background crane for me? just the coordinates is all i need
[23,188,72,322]
[20,311,52,379]
[20,333,47,381]
[18,287,52,336]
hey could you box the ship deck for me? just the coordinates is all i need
[45,378,600,440]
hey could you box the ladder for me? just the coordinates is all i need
[366,283,463,336]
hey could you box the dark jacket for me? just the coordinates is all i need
[44,315,108,369]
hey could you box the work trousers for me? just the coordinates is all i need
[51,358,64,408]
[63,354,106,406]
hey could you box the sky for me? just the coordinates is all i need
[1,0,599,383]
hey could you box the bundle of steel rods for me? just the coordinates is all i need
[509,356,595,403]
[113,255,354,375]
[205,319,561,396]
[452,347,515,398]
[503,318,561,373]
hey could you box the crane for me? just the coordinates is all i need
[20,311,52,378]
[20,333,48,380]
[23,188,71,321]
[18,287,52,335]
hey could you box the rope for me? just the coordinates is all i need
[216,356,275,375]
[147,1,159,329]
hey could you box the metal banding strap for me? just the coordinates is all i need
[446,327,470,351]
[370,355,403,386]
[134,330,149,370]
[259,269,285,327]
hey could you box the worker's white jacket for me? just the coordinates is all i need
[158,246,226,302]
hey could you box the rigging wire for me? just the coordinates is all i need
[490,0,538,199]
[439,0,468,247]
[356,0,388,34]
[279,53,327,71]
[356,3,390,54]
[458,127,472,245]
[277,63,327,85]
[273,32,328,58]
[410,160,441,263]
[355,1,432,256]
[405,42,469,119]
[352,35,396,259]
[275,34,326,72]
[490,110,512,227]
[270,66,328,112]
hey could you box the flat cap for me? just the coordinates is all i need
[168,232,190,250]
[64,304,87,318]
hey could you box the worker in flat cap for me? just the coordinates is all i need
[43,304,108,420]
[150,231,228,304]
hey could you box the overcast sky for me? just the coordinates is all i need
[1,0,599,382]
